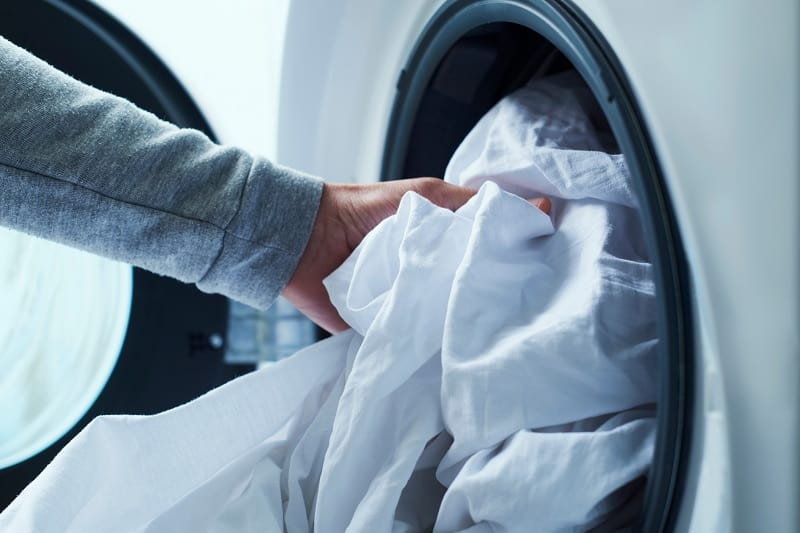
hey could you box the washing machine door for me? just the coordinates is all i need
[0,0,252,508]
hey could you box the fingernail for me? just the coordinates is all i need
[534,198,552,215]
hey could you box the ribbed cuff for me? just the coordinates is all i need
[196,159,324,309]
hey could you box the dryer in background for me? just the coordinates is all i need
[0,0,258,508]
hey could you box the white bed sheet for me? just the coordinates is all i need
[0,72,657,532]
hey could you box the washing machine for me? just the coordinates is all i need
[1,0,797,531]
[274,0,799,531]
[0,0,261,508]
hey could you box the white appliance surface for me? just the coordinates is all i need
[578,3,799,531]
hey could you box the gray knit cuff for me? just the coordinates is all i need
[196,160,324,309]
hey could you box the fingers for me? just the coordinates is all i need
[431,183,478,212]
[529,197,552,215]
[399,177,476,212]
[407,178,552,217]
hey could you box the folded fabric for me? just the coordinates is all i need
[0,72,657,532]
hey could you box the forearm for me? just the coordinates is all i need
[0,36,323,308]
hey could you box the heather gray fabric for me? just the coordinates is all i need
[0,36,324,309]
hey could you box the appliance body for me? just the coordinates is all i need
[0,0,796,530]
[274,0,799,531]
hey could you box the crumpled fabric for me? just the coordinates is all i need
[0,72,657,532]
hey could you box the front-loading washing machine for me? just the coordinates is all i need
[274,0,799,531]
[0,0,260,508]
[1,1,797,531]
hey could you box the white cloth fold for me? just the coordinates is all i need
[0,72,657,533]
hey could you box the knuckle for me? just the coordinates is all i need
[415,177,442,196]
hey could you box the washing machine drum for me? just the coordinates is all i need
[380,2,692,530]
[0,0,251,508]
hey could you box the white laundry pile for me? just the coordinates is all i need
[0,72,657,532]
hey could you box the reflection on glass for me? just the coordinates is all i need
[0,227,131,468]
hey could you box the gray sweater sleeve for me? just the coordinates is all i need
[0,36,324,309]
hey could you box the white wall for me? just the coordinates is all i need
[93,0,292,159]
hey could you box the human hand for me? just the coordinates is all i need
[282,178,551,333]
